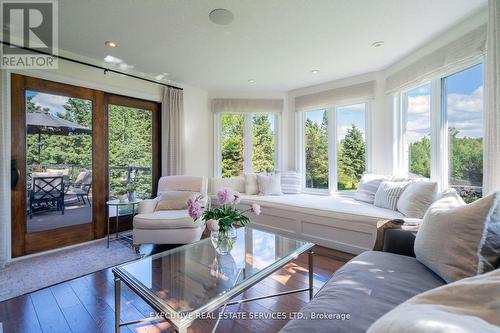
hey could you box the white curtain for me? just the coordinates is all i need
[294,81,375,111]
[484,0,500,195]
[211,98,283,114]
[161,87,184,176]
[0,71,10,268]
[386,25,487,93]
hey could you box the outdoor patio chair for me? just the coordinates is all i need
[65,170,92,206]
[29,174,65,219]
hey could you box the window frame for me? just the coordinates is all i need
[395,58,484,191]
[298,100,370,194]
[214,112,281,177]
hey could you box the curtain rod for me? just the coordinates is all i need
[0,41,183,90]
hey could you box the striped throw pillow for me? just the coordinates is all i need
[355,174,388,203]
[280,171,302,194]
[374,181,411,211]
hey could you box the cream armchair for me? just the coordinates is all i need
[132,175,207,249]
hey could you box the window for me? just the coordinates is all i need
[304,109,329,189]
[404,84,432,178]
[218,113,278,177]
[337,104,366,190]
[444,64,484,200]
[302,103,367,192]
[220,113,245,177]
[397,62,484,202]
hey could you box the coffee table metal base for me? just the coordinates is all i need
[114,250,315,333]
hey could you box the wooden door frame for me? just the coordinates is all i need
[11,74,161,257]
[104,93,161,232]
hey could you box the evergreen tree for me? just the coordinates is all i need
[252,114,275,173]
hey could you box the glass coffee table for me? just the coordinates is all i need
[112,226,315,333]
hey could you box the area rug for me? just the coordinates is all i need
[0,238,140,302]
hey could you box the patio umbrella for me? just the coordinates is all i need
[27,107,92,168]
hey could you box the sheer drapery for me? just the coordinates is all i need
[161,87,184,176]
[484,0,500,195]
[211,98,283,114]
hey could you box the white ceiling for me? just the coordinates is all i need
[58,0,486,92]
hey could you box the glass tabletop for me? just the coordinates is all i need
[106,199,142,206]
[113,226,313,324]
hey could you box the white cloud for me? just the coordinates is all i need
[30,93,69,115]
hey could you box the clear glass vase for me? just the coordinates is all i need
[210,227,236,255]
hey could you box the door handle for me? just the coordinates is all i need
[11,159,20,190]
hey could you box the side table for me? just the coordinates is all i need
[106,199,142,248]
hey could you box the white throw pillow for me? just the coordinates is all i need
[257,173,282,196]
[415,192,500,283]
[280,171,302,194]
[210,177,245,194]
[396,181,438,218]
[373,180,411,210]
[354,174,388,203]
[367,268,500,333]
[244,173,259,195]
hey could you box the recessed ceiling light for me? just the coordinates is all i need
[371,41,384,48]
[105,41,117,48]
[248,79,255,84]
[209,9,234,25]
[311,69,319,74]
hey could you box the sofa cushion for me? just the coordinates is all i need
[210,176,245,194]
[244,173,259,195]
[133,210,199,229]
[415,192,500,283]
[367,268,500,333]
[257,173,282,195]
[279,251,445,333]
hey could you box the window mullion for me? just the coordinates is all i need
[328,107,337,194]
[430,78,444,189]
[243,113,253,174]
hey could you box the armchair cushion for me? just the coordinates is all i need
[134,210,201,229]
[158,176,207,195]
[155,191,199,211]
[138,198,159,214]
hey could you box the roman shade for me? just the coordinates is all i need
[294,81,375,111]
[211,98,283,113]
[386,24,487,93]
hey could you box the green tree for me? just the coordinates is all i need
[305,111,329,189]
[252,114,275,173]
[221,114,244,177]
[338,125,365,190]
[409,136,431,178]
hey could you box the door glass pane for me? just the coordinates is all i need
[252,114,275,173]
[337,103,366,191]
[406,84,431,178]
[108,104,153,216]
[304,109,328,189]
[444,64,484,202]
[26,91,92,233]
[220,113,244,177]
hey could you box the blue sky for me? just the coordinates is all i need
[26,90,71,115]
[407,63,483,141]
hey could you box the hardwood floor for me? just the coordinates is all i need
[0,245,352,333]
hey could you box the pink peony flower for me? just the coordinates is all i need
[251,203,261,216]
[187,194,203,220]
[217,188,235,206]
[206,219,220,232]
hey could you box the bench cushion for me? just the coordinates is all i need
[279,251,445,333]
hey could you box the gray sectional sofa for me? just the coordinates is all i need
[280,230,445,333]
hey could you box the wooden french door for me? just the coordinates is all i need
[10,74,160,257]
